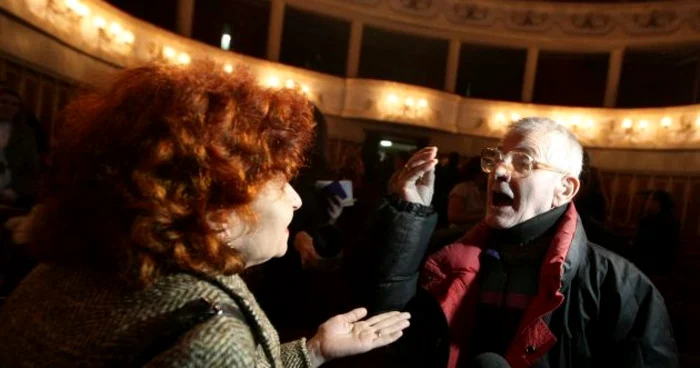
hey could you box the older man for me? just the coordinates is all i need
[354,117,678,367]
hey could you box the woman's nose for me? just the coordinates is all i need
[286,184,302,210]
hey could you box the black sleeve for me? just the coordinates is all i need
[349,197,449,367]
[600,261,680,368]
[352,196,438,314]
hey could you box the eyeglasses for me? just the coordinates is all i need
[480,147,569,178]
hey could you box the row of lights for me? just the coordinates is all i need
[619,117,689,130]
[496,112,700,130]
[150,58,313,96]
[263,76,311,95]
[495,113,596,128]
[64,0,134,45]
[386,94,428,109]
[162,46,191,65]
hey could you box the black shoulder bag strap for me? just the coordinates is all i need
[123,272,276,367]
[124,297,241,367]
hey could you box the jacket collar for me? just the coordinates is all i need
[486,204,568,248]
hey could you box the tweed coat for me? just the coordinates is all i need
[0,264,313,367]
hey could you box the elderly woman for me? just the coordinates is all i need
[0,63,410,367]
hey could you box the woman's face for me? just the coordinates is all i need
[223,178,302,268]
[0,93,20,122]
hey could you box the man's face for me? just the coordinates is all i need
[485,130,563,229]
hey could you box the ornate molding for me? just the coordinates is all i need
[388,0,439,18]
[507,10,552,33]
[332,0,700,46]
[626,10,680,34]
[565,13,614,35]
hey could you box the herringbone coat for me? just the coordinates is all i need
[0,264,313,367]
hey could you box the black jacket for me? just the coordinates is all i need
[353,198,679,367]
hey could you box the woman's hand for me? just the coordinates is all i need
[388,147,438,206]
[306,308,410,367]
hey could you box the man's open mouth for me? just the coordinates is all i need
[491,192,514,207]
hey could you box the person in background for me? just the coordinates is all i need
[0,63,410,367]
[355,117,678,367]
[635,190,679,278]
[0,87,42,300]
[447,156,486,228]
[0,87,40,208]
[574,150,627,258]
[574,151,606,224]
[433,151,461,228]
[427,156,487,255]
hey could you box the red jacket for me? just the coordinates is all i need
[420,205,578,368]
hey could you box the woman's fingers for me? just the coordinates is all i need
[340,308,368,324]
[377,319,410,336]
[372,331,404,348]
[363,311,401,326]
[368,312,411,330]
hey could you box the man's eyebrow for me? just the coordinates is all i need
[513,146,537,156]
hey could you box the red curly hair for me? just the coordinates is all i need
[34,62,315,287]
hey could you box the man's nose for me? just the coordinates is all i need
[493,162,512,182]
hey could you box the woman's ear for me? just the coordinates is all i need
[553,175,580,207]
[206,210,246,244]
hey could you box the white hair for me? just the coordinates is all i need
[506,117,583,178]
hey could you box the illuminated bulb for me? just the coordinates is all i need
[108,22,123,36]
[661,117,672,128]
[639,120,649,129]
[163,46,176,59]
[622,119,633,129]
[301,85,310,94]
[511,113,521,121]
[405,97,415,107]
[220,33,231,51]
[387,94,399,104]
[76,3,90,17]
[93,16,106,29]
[120,31,134,44]
[285,79,295,89]
[495,113,506,122]
[266,76,280,88]
[223,64,233,73]
[380,140,393,147]
[177,53,191,65]
[418,98,428,108]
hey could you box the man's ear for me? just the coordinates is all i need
[554,175,580,207]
